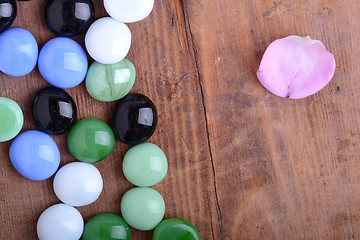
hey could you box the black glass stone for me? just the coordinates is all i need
[0,0,16,33]
[45,0,95,37]
[33,87,77,135]
[113,94,158,145]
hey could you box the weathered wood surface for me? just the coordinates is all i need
[1,0,360,239]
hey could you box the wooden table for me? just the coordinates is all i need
[1,0,359,239]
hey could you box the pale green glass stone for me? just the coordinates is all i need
[121,187,165,231]
[0,97,23,142]
[86,59,136,102]
[123,143,168,187]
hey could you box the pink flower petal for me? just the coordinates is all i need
[257,36,336,99]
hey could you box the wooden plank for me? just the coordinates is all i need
[184,0,360,239]
[0,0,220,239]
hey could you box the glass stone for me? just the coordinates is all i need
[82,213,130,240]
[112,94,157,145]
[85,17,131,64]
[37,204,84,240]
[45,0,95,37]
[38,37,88,89]
[0,28,38,77]
[9,130,60,181]
[123,143,167,187]
[153,218,201,240]
[53,162,103,207]
[0,0,16,32]
[67,118,115,163]
[33,87,77,135]
[121,187,165,231]
[0,97,23,142]
[104,0,154,23]
[86,59,136,102]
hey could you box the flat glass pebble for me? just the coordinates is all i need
[0,28,38,77]
[85,17,131,64]
[33,87,77,135]
[104,0,154,23]
[9,130,60,181]
[0,97,23,142]
[153,218,201,240]
[121,187,165,231]
[37,203,84,240]
[123,143,167,187]
[45,0,95,37]
[113,94,157,145]
[38,37,88,89]
[0,0,16,32]
[83,213,130,240]
[53,162,103,207]
[86,59,136,102]
[68,118,115,163]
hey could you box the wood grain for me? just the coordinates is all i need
[0,0,219,239]
[185,0,360,239]
[1,0,360,239]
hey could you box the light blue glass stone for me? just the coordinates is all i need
[9,130,60,181]
[38,37,88,89]
[0,28,38,77]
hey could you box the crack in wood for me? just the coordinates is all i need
[178,0,224,239]
[164,0,175,26]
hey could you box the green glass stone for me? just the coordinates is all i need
[153,218,201,240]
[121,187,165,231]
[123,143,168,187]
[82,213,130,240]
[0,97,23,142]
[86,59,136,102]
[67,118,115,163]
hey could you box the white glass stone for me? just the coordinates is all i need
[53,162,103,207]
[85,17,131,64]
[104,0,154,23]
[37,204,83,240]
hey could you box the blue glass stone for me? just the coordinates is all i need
[0,28,38,77]
[38,37,88,89]
[9,130,60,181]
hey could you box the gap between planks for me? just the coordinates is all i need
[175,0,224,238]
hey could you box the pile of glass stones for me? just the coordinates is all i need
[0,0,201,239]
